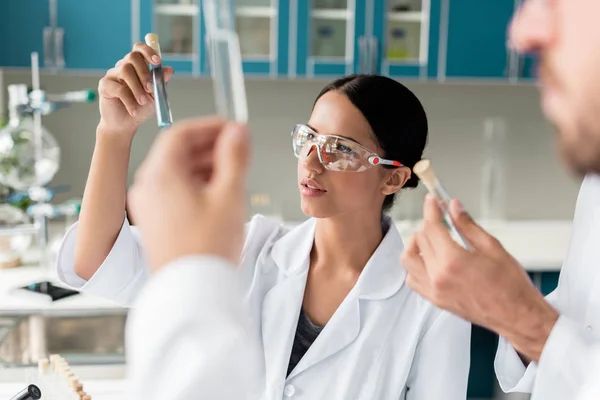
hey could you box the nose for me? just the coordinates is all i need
[509,0,554,55]
[302,144,324,174]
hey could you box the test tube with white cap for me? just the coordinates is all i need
[145,33,174,130]
[412,159,472,250]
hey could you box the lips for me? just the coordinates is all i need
[301,178,326,192]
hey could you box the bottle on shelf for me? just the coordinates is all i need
[387,28,408,60]
[315,25,335,57]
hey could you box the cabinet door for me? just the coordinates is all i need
[541,272,560,296]
[231,0,289,76]
[0,0,49,68]
[57,0,132,70]
[445,0,515,79]
[141,0,200,74]
[294,0,366,77]
[372,0,441,78]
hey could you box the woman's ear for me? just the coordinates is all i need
[381,167,411,196]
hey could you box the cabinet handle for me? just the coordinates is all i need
[368,36,378,74]
[518,54,526,78]
[358,36,368,74]
[43,27,55,68]
[54,27,65,70]
[504,40,511,77]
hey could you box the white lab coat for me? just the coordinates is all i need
[57,214,471,400]
[574,344,600,400]
[495,174,600,399]
[125,255,264,400]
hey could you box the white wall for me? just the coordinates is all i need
[1,70,582,221]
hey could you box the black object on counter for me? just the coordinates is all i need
[8,384,42,400]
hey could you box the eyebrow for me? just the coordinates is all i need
[306,124,363,145]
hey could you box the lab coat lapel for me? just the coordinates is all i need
[262,219,316,388]
[288,217,406,379]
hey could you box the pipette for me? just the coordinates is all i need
[202,0,248,123]
[145,33,174,130]
[413,159,472,250]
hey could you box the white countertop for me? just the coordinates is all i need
[282,219,573,272]
[0,364,127,399]
[397,219,572,272]
[0,265,125,316]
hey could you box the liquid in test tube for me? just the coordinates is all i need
[145,33,173,130]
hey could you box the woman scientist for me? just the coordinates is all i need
[56,43,471,399]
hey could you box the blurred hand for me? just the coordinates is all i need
[401,193,559,362]
[97,42,174,138]
[127,117,251,270]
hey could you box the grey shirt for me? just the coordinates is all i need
[287,308,324,376]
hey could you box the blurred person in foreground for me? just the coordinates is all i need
[123,117,263,400]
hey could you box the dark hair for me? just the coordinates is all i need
[314,74,429,213]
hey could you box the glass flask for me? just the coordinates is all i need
[0,85,60,192]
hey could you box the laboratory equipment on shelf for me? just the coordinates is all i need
[202,0,248,123]
[145,33,174,130]
[412,159,471,250]
[0,52,94,273]
[480,117,507,223]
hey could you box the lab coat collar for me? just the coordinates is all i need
[271,215,406,300]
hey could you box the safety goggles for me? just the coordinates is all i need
[291,124,403,172]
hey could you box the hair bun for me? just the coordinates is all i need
[404,173,420,188]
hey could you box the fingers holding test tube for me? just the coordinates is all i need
[98,42,174,136]
[401,162,558,362]
[145,33,174,130]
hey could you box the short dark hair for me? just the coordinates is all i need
[314,74,429,212]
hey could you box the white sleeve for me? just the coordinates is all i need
[125,255,264,400]
[529,315,599,400]
[494,289,559,393]
[55,216,149,306]
[406,311,472,400]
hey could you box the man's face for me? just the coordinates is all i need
[510,0,600,176]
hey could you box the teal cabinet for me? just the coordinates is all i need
[139,1,200,74]
[293,0,366,77]
[0,0,50,68]
[442,0,536,82]
[372,0,442,79]
[57,0,132,70]
[444,0,514,79]
[140,0,289,77]
[0,0,131,71]
[292,0,441,79]
[0,0,537,83]
[541,272,560,296]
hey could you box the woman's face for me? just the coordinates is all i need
[297,90,397,219]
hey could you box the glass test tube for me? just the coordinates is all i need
[202,0,248,123]
[413,160,472,251]
[145,33,174,130]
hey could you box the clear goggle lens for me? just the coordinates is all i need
[291,124,402,172]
